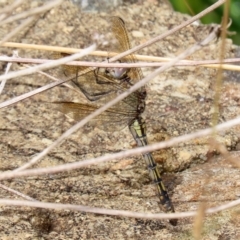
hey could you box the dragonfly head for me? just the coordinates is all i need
[105,67,128,79]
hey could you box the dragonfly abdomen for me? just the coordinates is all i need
[129,119,177,225]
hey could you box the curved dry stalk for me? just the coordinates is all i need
[0,44,96,83]
[107,0,226,63]
[2,41,115,58]
[193,1,232,236]
[0,0,63,45]
[0,115,239,180]
[0,17,36,45]
[0,24,220,108]
[0,198,238,221]
[0,183,36,201]
[0,45,97,110]
[0,0,23,17]
[0,1,226,74]
[0,51,18,94]
[1,0,62,25]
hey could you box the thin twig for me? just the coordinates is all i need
[1,0,63,25]
[0,198,238,221]
[0,0,23,15]
[0,44,96,83]
[36,70,86,97]
[0,0,23,21]
[0,183,36,201]
[0,51,18,94]
[0,16,36,45]
[0,45,96,110]
[0,0,226,82]
[106,0,226,63]
[194,2,232,236]
[1,41,114,58]
[0,75,73,109]
[1,55,240,71]
[2,115,240,180]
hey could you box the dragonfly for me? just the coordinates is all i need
[52,16,177,225]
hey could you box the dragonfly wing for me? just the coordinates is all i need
[51,17,146,131]
[110,17,144,83]
[54,102,136,131]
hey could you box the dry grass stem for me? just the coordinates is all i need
[1,0,62,25]
[0,1,226,64]
[0,51,18,94]
[106,0,226,63]
[1,54,240,71]
[0,16,36,45]
[1,115,240,181]
[0,183,36,201]
[193,201,207,239]
[0,0,23,21]
[0,44,96,83]
[0,198,238,221]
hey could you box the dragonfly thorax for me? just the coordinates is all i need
[136,88,147,115]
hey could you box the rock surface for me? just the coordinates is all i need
[0,0,239,239]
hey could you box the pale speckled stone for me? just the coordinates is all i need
[131,30,144,38]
